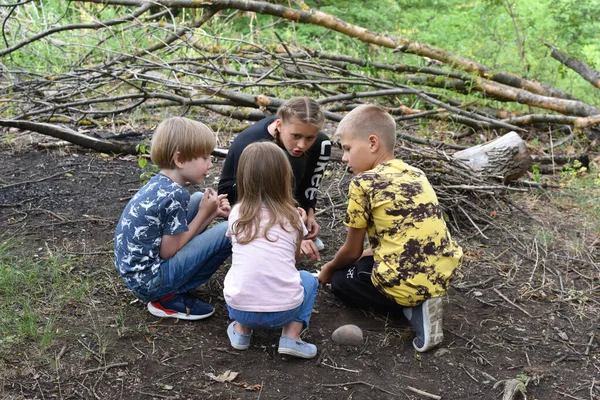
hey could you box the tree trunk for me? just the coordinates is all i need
[452,131,532,182]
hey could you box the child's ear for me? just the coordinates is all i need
[368,135,379,151]
[172,151,184,168]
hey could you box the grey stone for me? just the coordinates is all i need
[331,324,363,346]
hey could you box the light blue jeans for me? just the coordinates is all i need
[227,271,319,330]
[136,192,232,302]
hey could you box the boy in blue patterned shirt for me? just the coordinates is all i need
[114,117,232,320]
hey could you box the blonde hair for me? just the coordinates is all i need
[335,104,396,150]
[232,141,303,244]
[276,97,325,129]
[150,117,216,169]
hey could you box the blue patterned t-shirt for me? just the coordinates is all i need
[114,173,190,291]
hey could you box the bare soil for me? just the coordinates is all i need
[1,130,599,400]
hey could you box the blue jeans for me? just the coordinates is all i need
[227,271,318,330]
[136,192,232,302]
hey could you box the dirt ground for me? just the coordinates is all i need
[1,127,599,400]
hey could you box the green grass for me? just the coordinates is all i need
[0,239,90,355]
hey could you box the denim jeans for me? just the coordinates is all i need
[136,192,232,302]
[227,271,318,330]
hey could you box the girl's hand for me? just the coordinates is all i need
[216,194,231,218]
[297,207,308,224]
[199,188,219,216]
[300,239,320,262]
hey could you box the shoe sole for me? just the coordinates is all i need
[414,297,444,352]
[278,348,317,359]
[231,342,250,350]
[147,302,215,321]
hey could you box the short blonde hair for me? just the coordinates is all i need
[150,117,216,169]
[335,104,396,150]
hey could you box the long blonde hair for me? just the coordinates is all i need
[232,141,303,244]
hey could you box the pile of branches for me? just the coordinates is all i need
[1,1,600,135]
[0,0,597,232]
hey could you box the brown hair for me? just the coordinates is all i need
[273,96,325,150]
[232,141,303,244]
[150,117,216,169]
[335,104,396,150]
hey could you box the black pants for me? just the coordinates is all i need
[331,256,405,315]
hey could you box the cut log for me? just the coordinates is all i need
[452,131,532,182]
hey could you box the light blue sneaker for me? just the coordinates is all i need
[278,335,317,359]
[227,322,252,350]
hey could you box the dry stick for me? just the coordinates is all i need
[55,345,68,363]
[492,288,533,318]
[0,169,75,190]
[585,332,595,356]
[458,205,489,240]
[460,364,479,383]
[322,381,399,397]
[406,386,442,400]
[80,362,129,376]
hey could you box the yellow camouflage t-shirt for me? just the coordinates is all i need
[345,159,463,306]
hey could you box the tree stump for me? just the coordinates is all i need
[452,131,532,182]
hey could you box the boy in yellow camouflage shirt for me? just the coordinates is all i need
[319,104,462,352]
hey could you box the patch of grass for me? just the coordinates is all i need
[0,239,91,356]
[558,164,600,234]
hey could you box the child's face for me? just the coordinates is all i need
[179,154,213,184]
[276,118,319,157]
[339,134,373,174]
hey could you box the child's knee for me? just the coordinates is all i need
[299,270,318,293]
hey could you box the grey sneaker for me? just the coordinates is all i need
[403,297,444,352]
[278,335,317,359]
[227,322,252,350]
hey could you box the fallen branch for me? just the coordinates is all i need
[545,42,600,90]
[0,120,137,155]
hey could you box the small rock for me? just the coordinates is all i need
[434,347,450,357]
[331,324,363,346]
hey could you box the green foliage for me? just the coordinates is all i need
[136,140,158,184]
[531,163,541,183]
[0,239,90,355]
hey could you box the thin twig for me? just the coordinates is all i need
[493,288,533,317]
[322,381,399,397]
[80,362,129,376]
[0,169,75,190]
[406,385,442,400]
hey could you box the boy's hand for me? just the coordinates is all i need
[305,215,320,240]
[300,239,320,262]
[199,188,219,216]
[318,262,334,284]
[215,194,231,218]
